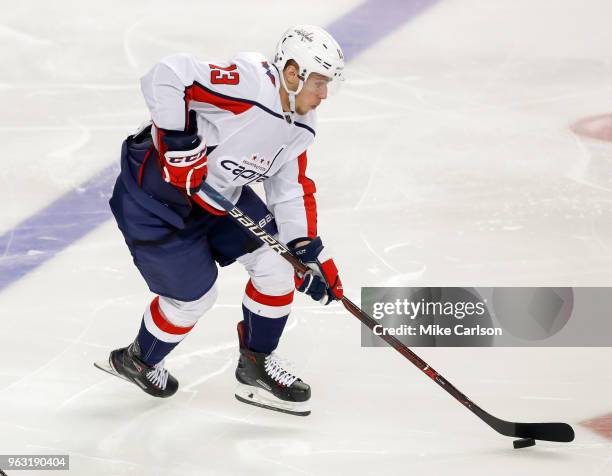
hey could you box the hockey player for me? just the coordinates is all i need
[97,25,345,416]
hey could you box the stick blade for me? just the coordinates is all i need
[513,422,575,443]
[480,410,575,442]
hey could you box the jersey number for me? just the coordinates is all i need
[209,64,239,85]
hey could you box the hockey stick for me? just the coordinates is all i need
[201,182,575,445]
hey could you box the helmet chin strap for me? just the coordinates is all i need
[279,71,305,124]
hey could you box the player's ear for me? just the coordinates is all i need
[283,61,300,91]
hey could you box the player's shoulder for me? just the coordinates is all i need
[232,52,279,98]
[210,51,276,95]
[155,52,272,101]
[232,52,269,72]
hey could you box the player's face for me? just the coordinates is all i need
[295,73,331,114]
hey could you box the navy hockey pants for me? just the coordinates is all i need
[109,132,278,302]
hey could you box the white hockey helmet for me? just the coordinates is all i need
[274,24,345,82]
[274,25,345,114]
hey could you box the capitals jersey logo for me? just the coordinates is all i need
[221,153,271,183]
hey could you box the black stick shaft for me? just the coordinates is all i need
[341,296,483,414]
[199,183,574,442]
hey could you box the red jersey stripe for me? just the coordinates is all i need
[245,279,294,306]
[150,296,195,335]
[297,151,317,238]
[186,83,254,115]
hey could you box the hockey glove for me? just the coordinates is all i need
[157,110,208,196]
[290,237,343,305]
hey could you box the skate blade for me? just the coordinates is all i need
[234,383,311,417]
[94,358,130,384]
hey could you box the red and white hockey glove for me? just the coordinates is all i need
[157,111,208,196]
[290,237,343,305]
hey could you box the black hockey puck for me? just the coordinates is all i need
[513,438,536,449]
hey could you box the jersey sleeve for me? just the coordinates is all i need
[140,53,263,132]
[263,151,318,245]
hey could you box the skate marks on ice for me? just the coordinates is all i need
[361,236,427,284]
[567,117,612,193]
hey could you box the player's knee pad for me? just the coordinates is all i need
[158,284,218,327]
[238,245,294,295]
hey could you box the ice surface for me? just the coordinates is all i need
[1,1,612,474]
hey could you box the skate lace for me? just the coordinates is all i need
[264,354,298,387]
[146,361,169,390]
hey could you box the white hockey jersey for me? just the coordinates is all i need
[140,52,318,244]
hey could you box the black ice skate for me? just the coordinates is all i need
[94,341,178,398]
[234,322,311,416]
